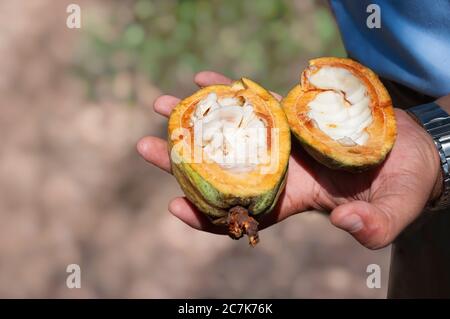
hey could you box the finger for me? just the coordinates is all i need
[168,197,227,235]
[194,71,233,87]
[330,200,392,249]
[194,71,282,101]
[154,95,180,117]
[269,91,282,101]
[137,136,171,173]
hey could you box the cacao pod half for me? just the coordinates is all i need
[168,78,290,245]
[282,57,396,172]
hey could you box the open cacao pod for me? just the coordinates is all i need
[168,78,290,246]
[282,57,396,171]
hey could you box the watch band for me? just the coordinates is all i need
[408,102,450,211]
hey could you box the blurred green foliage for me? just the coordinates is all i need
[74,0,345,101]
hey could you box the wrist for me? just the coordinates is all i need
[406,100,449,207]
[425,96,450,203]
[413,115,443,203]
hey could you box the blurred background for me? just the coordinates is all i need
[0,0,390,298]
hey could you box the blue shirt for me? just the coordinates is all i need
[330,0,450,98]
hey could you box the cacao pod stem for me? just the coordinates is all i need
[227,206,259,247]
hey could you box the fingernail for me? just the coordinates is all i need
[337,214,364,233]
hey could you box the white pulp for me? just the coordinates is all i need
[191,93,268,172]
[307,66,372,146]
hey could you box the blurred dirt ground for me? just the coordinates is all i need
[0,1,390,298]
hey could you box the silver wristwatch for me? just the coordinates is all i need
[408,102,450,211]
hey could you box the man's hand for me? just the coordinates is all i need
[137,71,442,249]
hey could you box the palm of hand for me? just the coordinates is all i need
[138,72,440,249]
[278,109,439,248]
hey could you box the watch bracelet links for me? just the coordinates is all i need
[408,102,450,211]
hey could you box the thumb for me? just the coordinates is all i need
[330,201,393,250]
